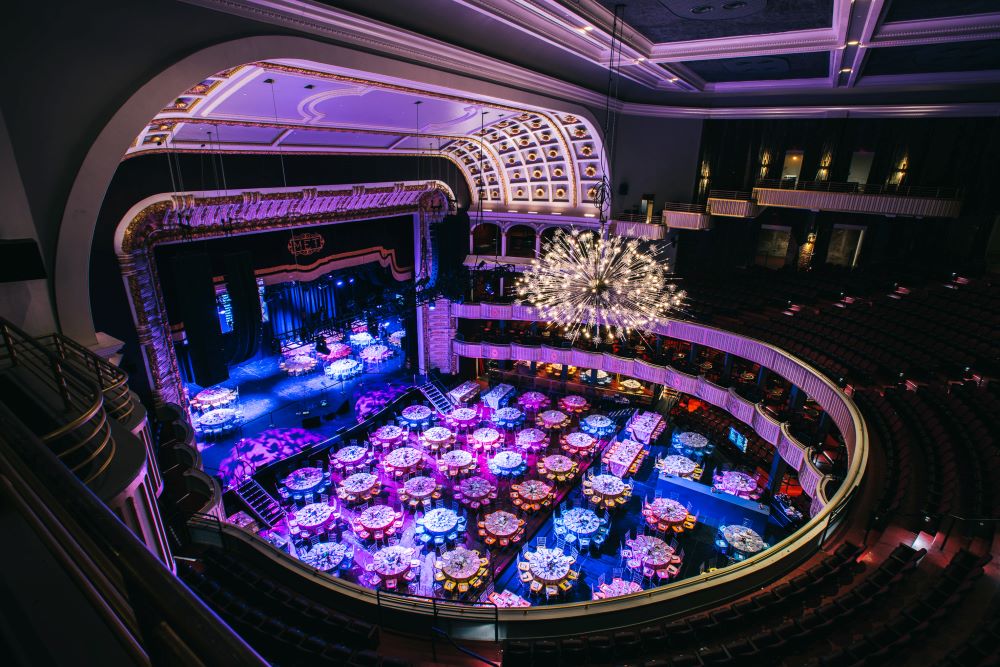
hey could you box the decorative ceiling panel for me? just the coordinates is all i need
[883,0,999,23]
[863,39,1000,76]
[595,0,833,43]
[680,51,830,83]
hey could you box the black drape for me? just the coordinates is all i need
[223,251,262,364]
[171,253,228,387]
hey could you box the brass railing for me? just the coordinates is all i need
[37,333,135,423]
[0,319,115,485]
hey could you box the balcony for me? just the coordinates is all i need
[753,180,962,218]
[611,214,669,239]
[707,191,759,218]
[656,204,711,230]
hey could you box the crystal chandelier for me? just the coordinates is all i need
[516,228,684,342]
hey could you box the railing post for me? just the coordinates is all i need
[1,324,16,366]
[51,359,73,410]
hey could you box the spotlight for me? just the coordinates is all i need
[348,277,355,284]
[336,279,345,287]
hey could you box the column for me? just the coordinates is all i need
[722,354,734,383]
[768,454,788,494]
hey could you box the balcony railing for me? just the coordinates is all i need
[753,179,962,218]
[707,190,759,218]
[37,333,135,423]
[0,318,116,485]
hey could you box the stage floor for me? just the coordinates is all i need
[192,352,409,483]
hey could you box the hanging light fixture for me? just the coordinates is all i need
[515,4,683,342]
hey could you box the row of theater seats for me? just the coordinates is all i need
[501,541,866,666]
[504,544,994,667]
[859,385,997,533]
[179,550,406,667]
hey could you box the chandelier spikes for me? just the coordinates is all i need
[515,227,684,343]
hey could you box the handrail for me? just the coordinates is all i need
[708,189,753,200]
[37,334,135,423]
[659,202,707,213]
[431,627,499,667]
[754,179,961,199]
[0,318,116,484]
[0,402,266,664]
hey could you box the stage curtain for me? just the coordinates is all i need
[171,253,229,387]
[224,251,262,364]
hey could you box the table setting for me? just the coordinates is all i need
[454,475,497,509]
[627,411,661,444]
[438,448,476,477]
[714,470,760,499]
[353,504,402,541]
[359,344,392,363]
[517,391,549,413]
[190,386,237,412]
[388,330,405,347]
[557,507,602,540]
[515,427,547,452]
[447,381,480,405]
[435,546,488,594]
[511,479,553,512]
[318,341,352,361]
[478,510,524,546]
[415,507,465,544]
[298,541,351,573]
[579,369,610,386]
[489,589,531,608]
[537,409,570,430]
[421,425,455,452]
[197,407,240,435]
[719,524,767,558]
[488,450,527,478]
[369,545,417,589]
[349,331,374,347]
[398,475,440,507]
[325,357,362,379]
[330,444,372,473]
[584,473,631,509]
[399,404,434,428]
[537,454,577,483]
[624,534,679,579]
[619,378,643,393]
[592,577,642,600]
[447,406,480,429]
[337,472,381,503]
[643,497,693,533]
[580,414,615,438]
[655,454,698,479]
[602,438,647,477]
[481,383,516,410]
[673,431,711,456]
[280,353,317,376]
[492,406,526,429]
[292,502,338,533]
[558,394,589,414]
[470,426,502,452]
[560,430,597,456]
[520,546,577,596]
[381,446,424,477]
[283,466,327,495]
[371,424,404,448]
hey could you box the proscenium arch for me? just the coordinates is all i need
[56,35,606,345]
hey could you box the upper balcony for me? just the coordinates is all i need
[753,179,962,218]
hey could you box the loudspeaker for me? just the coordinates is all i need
[302,416,322,429]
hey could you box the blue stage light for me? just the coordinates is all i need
[336,279,345,287]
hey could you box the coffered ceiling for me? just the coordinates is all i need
[188,0,1000,111]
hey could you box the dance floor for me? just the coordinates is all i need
[225,384,801,607]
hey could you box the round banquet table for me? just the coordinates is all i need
[714,471,759,498]
[371,425,404,448]
[197,408,238,432]
[489,590,531,608]
[479,510,524,545]
[489,450,526,477]
[331,444,371,472]
[644,498,690,531]
[515,428,547,452]
[389,330,405,347]
[580,369,610,385]
[559,507,601,538]
[492,406,526,429]
[400,404,433,428]
[561,431,597,456]
[511,479,553,511]
[421,425,455,451]
[382,446,424,476]
[319,342,352,361]
[447,406,480,429]
[360,344,392,363]
[293,503,337,532]
[281,353,317,376]
[349,331,374,347]
[720,525,767,556]
[586,473,630,509]
[580,414,615,438]
[546,363,577,376]
[337,473,380,503]
[558,395,589,413]
[299,542,350,572]
[674,431,710,453]
[438,449,475,477]
[537,409,570,430]
[525,546,575,587]
[325,358,362,379]
[437,546,486,588]
[284,466,327,495]
[370,545,415,588]
[400,475,439,506]
[538,454,576,482]
[593,578,642,600]
[470,427,502,452]
[740,371,757,383]
[517,392,549,412]
[625,534,676,578]
[620,378,643,393]
[354,504,400,539]
[191,386,236,411]
[455,475,496,508]
[657,454,697,478]
[416,507,464,543]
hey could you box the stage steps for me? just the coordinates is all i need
[608,407,636,422]
[419,382,454,414]
[235,478,284,528]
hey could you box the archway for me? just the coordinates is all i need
[55,35,605,345]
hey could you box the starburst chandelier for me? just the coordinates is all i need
[516,228,683,342]
[514,5,683,342]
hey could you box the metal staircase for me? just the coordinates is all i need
[235,478,284,528]
[419,381,454,414]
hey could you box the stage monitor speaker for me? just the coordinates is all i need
[302,416,322,429]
